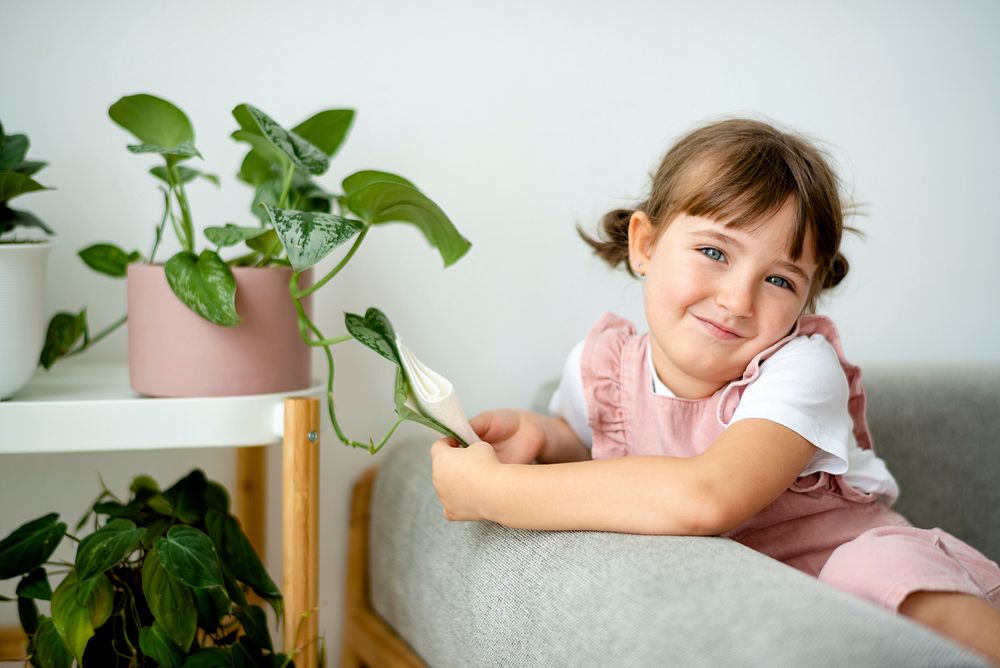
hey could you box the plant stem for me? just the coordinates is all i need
[278,163,295,209]
[292,227,369,299]
[65,314,128,359]
[149,187,170,263]
[167,161,196,252]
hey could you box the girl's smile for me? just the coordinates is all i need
[628,198,817,399]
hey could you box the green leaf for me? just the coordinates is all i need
[50,572,113,664]
[0,513,66,579]
[38,310,87,370]
[14,160,47,177]
[0,172,48,203]
[140,623,186,668]
[393,368,469,445]
[343,307,400,364]
[345,179,471,267]
[204,224,270,248]
[16,568,52,600]
[18,596,38,635]
[155,525,224,589]
[126,141,202,159]
[262,203,365,272]
[291,109,354,158]
[0,204,54,236]
[130,474,160,495]
[242,105,328,176]
[206,510,282,620]
[151,165,220,187]
[246,227,284,258]
[75,518,145,582]
[204,482,230,513]
[108,94,195,150]
[0,132,29,171]
[142,546,196,650]
[32,616,73,668]
[192,585,231,632]
[231,129,291,175]
[165,250,240,327]
[341,170,416,197]
[182,647,234,667]
[78,243,142,278]
[162,469,207,524]
[234,605,272,653]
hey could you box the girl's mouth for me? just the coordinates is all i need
[692,315,745,341]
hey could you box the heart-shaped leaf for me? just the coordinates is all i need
[154,525,224,589]
[38,310,87,370]
[205,510,282,621]
[345,178,471,267]
[344,307,400,364]
[143,546,196,649]
[262,203,365,271]
[162,469,207,524]
[79,243,143,278]
[292,109,354,158]
[204,224,270,248]
[165,250,240,326]
[341,170,416,197]
[182,647,233,667]
[0,513,66,579]
[75,518,145,582]
[32,616,73,668]
[109,94,195,150]
[234,605,272,653]
[139,622,186,668]
[240,105,328,176]
[0,172,48,203]
[51,572,113,664]
[16,567,52,600]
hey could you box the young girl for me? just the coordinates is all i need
[430,118,1000,664]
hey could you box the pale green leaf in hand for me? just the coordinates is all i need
[164,250,240,326]
[204,224,270,248]
[143,546,197,649]
[154,525,224,589]
[108,94,195,149]
[243,105,328,176]
[51,572,113,664]
[0,513,66,579]
[262,203,365,271]
[79,243,143,278]
[346,180,471,267]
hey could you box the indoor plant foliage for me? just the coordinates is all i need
[0,119,54,242]
[0,469,294,667]
[40,93,472,452]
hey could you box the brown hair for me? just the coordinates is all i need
[578,118,857,312]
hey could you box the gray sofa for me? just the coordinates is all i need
[366,366,1000,667]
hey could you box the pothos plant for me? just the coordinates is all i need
[0,469,298,667]
[40,93,472,452]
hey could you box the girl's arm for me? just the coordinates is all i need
[430,418,816,535]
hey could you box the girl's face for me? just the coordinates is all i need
[628,198,817,399]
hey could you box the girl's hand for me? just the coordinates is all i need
[430,438,502,521]
[469,409,546,464]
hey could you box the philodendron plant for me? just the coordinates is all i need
[0,469,297,667]
[41,93,472,453]
[0,119,54,242]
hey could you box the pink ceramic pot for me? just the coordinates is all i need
[127,263,314,397]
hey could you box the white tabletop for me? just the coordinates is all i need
[0,362,325,454]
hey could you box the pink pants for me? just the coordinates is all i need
[726,472,1000,611]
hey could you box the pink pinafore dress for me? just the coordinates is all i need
[581,312,1000,611]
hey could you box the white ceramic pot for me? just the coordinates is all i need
[0,241,54,399]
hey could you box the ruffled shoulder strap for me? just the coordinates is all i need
[717,314,875,451]
[580,313,637,458]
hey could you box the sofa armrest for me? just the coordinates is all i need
[367,441,985,667]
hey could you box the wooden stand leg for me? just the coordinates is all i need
[236,445,267,556]
[283,397,320,668]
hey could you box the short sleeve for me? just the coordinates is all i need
[729,335,853,476]
[547,339,593,449]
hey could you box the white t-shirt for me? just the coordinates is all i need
[547,334,899,504]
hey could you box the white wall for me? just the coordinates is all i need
[3,0,999,661]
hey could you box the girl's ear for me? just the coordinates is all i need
[628,211,656,273]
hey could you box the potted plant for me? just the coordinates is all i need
[0,469,298,667]
[41,93,476,452]
[0,119,56,400]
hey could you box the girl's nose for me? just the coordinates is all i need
[714,274,754,317]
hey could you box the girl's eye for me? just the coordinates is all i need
[767,276,795,292]
[700,247,725,262]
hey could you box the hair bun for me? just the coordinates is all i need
[823,252,849,288]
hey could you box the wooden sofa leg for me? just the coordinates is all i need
[342,464,425,668]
